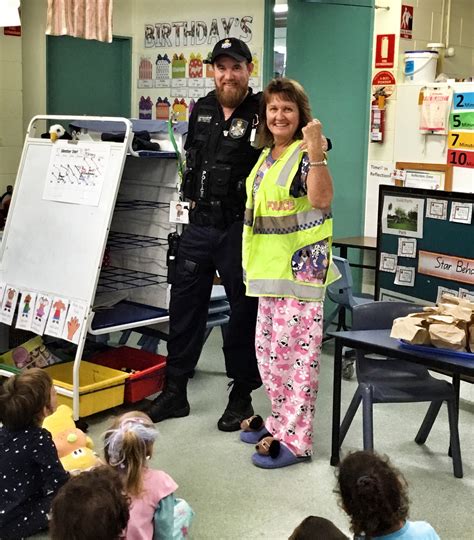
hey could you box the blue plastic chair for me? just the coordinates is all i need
[338,301,463,478]
[323,256,373,334]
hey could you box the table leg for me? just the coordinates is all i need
[448,374,461,458]
[331,337,343,466]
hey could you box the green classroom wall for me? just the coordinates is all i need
[286,0,374,240]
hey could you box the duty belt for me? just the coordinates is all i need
[190,203,242,229]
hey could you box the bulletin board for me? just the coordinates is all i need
[375,185,474,305]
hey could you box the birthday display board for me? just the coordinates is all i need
[376,185,474,305]
[136,9,264,122]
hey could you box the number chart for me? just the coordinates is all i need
[448,92,474,169]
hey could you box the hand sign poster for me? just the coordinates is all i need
[62,300,88,344]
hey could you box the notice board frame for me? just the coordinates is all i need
[375,185,474,305]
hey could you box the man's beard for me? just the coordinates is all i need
[215,82,248,108]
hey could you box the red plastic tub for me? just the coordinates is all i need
[90,347,166,403]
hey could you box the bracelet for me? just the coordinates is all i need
[308,151,328,168]
[309,159,327,167]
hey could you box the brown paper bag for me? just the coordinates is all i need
[441,293,474,311]
[429,323,467,351]
[439,303,473,322]
[390,316,431,345]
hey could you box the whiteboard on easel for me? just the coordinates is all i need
[0,116,132,306]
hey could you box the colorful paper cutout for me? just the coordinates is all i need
[31,294,53,336]
[15,291,38,331]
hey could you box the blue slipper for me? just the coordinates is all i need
[240,426,270,444]
[251,444,311,469]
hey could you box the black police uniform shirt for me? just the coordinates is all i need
[183,88,261,223]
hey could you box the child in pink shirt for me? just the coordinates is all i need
[104,411,193,540]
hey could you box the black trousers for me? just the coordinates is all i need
[167,221,261,389]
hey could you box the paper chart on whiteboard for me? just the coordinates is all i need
[43,142,110,206]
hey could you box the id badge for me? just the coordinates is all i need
[169,200,190,224]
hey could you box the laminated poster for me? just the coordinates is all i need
[436,286,458,304]
[394,266,415,287]
[459,288,474,301]
[31,294,53,336]
[449,202,472,224]
[379,253,397,273]
[397,237,417,258]
[426,198,448,220]
[61,300,88,344]
[381,196,424,239]
[15,291,38,331]
[45,297,70,338]
[0,286,19,325]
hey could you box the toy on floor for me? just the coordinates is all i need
[42,404,101,473]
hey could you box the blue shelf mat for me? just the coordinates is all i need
[399,339,474,360]
[91,301,168,331]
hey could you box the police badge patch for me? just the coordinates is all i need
[229,118,248,139]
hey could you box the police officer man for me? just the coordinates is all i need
[147,38,262,431]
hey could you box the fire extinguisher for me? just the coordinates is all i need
[370,89,386,143]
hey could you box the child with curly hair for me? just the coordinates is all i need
[104,411,193,540]
[0,368,69,539]
[337,450,440,539]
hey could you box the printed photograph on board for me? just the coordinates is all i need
[381,196,424,238]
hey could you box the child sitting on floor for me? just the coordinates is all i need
[104,411,194,540]
[0,368,69,539]
[50,465,130,540]
[289,516,348,539]
[337,450,440,539]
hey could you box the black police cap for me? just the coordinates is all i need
[204,38,252,64]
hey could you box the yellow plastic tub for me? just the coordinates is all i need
[44,361,129,417]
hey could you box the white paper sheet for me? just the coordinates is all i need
[43,142,110,206]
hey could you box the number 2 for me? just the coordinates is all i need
[456,94,464,108]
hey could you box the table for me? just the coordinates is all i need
[333,236,377,271]
[328,329,474,472]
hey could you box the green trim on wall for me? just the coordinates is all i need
[286,0,373,240]
[46,35,131,117]
[263,0,276,85]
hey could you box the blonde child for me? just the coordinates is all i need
[0,368,69,539]
[104,411,193,540]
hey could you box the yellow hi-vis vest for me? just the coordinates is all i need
[243,140,340,301]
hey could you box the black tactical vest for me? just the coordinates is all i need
[182,89,261,227]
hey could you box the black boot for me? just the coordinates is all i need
[217,382,254,432]
[146,374,190,423]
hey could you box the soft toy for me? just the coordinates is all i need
[49,124,65,142]
[42,404,101,473]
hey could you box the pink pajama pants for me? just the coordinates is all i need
[255,296,324,457]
